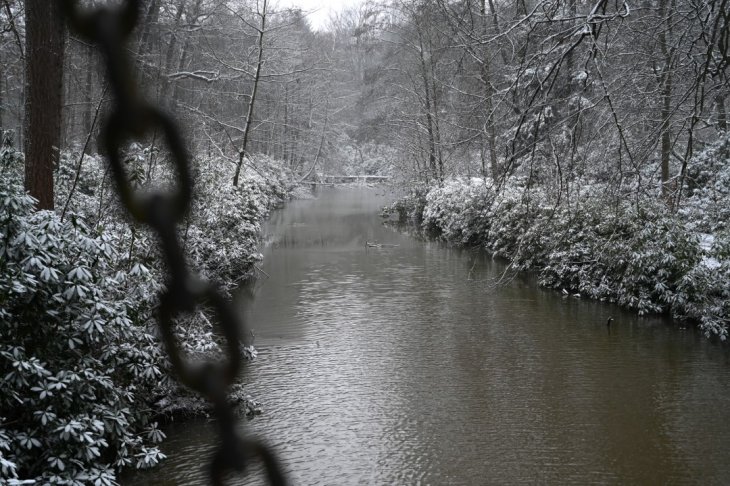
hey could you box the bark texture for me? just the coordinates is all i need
[24,0,65,210]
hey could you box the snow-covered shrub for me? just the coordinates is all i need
[0,147,167,484]
[52,147,295,292]
[0,137,294,482]
[385,183,429,224]
[187,155,294,287]
[395,176,729,337]
[485,185,548,267]
[421,178,494,244]
[0,132,23,183]
[418,177,549,266]
[675,230,730,340]
[681,133,730,232]
[56,151,103,208]
[539,199,700,315]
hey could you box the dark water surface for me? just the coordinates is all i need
[129,186,730,485]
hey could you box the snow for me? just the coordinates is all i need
[699,233,721,269]
[699,233,715,251]
[702,256,721,270]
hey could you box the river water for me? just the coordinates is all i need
[129,186,730,485]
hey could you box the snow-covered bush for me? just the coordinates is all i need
[418,178,549,267]
[53,147,295,291]
[187,154,294,287]
[421,178,494,244]
[681,133,730,232]
[0,145,167,484]
[485,185,548,267]
[1,138,296,483]
[675,230,730,340]
[394,175,728,338]
[385,183,429,224]
[539,199,700,316]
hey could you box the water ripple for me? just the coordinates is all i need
[126,187,730,485]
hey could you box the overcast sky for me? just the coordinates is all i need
[274,0,362,30]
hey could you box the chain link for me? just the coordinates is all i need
[60,2,286,484]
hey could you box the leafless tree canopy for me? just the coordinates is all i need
[1,0,728,203]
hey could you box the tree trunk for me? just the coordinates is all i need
[233,0,268,187]
[298,99,329,183]
[171,0,203,108]
[416,29,438,181]
[717,94,727,132]
[83,45,95,152]
[159,0,186,107]
[283,84,290,165]
[137,0,161,59]
[427,32,444,180]
[63,62,74,147]
[0,48,4,131]
[660,74,672,198]
[479,0,499,179]
[24,0,65,210]
[658,0,674,199]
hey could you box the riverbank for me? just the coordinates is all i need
[0,138,302,483]
[125,186,730,486]
[385,162,730,340]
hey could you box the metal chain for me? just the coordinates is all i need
[60,2,286,484]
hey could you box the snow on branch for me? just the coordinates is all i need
[167,70,220,83]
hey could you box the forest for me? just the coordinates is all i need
[1,0,729,483]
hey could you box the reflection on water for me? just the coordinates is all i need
[127,186,730,485]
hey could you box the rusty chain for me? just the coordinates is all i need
[60,1,286,484]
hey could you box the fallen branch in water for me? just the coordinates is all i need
[254,264,270,278]
[366,241,400,249]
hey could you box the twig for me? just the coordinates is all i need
[254,264,270,279]
[298,98,329,184]
[61,84,108,222]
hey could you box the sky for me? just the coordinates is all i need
[274,0,363,31]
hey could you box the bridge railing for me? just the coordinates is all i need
[319,175,390,184]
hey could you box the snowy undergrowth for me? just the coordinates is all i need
[186,155,294,286]
[56,147,294,290]
[388,137,730,340]
[1,139,298,484]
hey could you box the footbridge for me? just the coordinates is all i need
[319,174,390,184]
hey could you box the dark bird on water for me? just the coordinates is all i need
[607,317,614,327]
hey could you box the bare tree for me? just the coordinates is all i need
[233,0,268,186]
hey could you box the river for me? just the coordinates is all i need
[128,186,730,485]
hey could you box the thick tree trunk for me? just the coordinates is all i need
[137,0,161,59]
[170,18,193,109]
[171,0,202,108]
[24,0,65,210]
[160,0,186,106]
[171,45,190,108]
[427,34,444,180]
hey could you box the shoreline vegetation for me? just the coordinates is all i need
[384,135,730,342]
[4,0,728,481]
[0,137,301,483]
